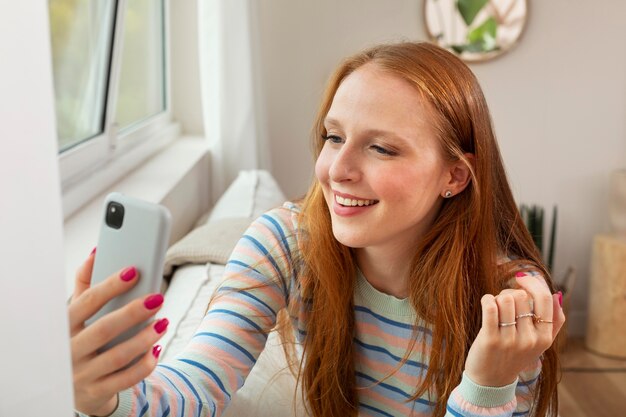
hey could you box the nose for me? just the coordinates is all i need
[329,144,361,183]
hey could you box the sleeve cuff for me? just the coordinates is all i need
[456,371,518,408]
[108,389,134,417]
[75,390,133,417]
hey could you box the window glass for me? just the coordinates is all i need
[49,0,116,152]
[114,0,166,131]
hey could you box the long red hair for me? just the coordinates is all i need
[288,42,559,417]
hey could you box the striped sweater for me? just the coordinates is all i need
[104,202,541,417]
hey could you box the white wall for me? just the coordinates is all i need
[252,0,626,335]
[0,1,74,415]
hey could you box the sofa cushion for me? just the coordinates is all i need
[208,169,286,223]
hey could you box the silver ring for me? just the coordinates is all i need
[515,312,535,320]
[498,321,517,327]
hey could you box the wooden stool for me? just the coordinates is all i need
[586,234,626,358]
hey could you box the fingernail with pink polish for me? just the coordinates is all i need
[152,345,162,359]
[515,272,526,278]
[154,318,169,334]
[558,291,563,307]
[144,293,164,310]
[90,247,97,256]
[120,266,137,282]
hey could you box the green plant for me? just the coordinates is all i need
[452,0,499,54]
[519,204,576,315]
[519,204,557,272]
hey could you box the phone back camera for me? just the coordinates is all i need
[105,202,125,229]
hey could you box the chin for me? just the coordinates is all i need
[331,224,368,248]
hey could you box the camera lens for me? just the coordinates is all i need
[105,201,125,229]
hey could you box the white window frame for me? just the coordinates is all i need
[59,0,179,220]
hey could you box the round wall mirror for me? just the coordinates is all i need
[423,0,528,62]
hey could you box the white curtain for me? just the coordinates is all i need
[198,0,270,202]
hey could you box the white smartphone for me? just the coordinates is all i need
[85,192,171,353]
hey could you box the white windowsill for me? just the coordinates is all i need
[63,136,211,298]
[61,120,181,220]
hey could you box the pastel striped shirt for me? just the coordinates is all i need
[102,202,541,417]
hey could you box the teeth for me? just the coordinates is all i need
[335,195,377,207]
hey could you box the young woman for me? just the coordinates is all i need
[70,42,565,417]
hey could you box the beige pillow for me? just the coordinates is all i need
[208,169,287,223]
[163,217,252,276]
[164,169,286,276]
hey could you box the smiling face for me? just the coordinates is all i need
[315,64,453,253]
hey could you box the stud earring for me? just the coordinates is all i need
[444,190,453,198]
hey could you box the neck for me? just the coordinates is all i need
[355,243,415,299]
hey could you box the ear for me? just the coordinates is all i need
[441,153,474,198]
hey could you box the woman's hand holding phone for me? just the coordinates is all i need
[69,250,168,416]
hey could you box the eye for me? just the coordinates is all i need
[370,144,396,156]
[323,134,343,144]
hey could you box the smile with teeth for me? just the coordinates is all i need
[335,195,378,207]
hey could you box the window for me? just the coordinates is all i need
[114,0,166,130]
[49,0,176,216]
[49,0,115,152]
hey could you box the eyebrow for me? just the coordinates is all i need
[323,116,413,145]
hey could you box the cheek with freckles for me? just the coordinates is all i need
[375,166,445,216]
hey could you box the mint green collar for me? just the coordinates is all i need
[355,269,416,318]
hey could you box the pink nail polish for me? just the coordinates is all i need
[120,266,137,282]
[144,293,164,310]
[154,318,169,334]
[152,345,162,359]
[558,291,563,307]
[90,247,97,256]
[515,272,526,278]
